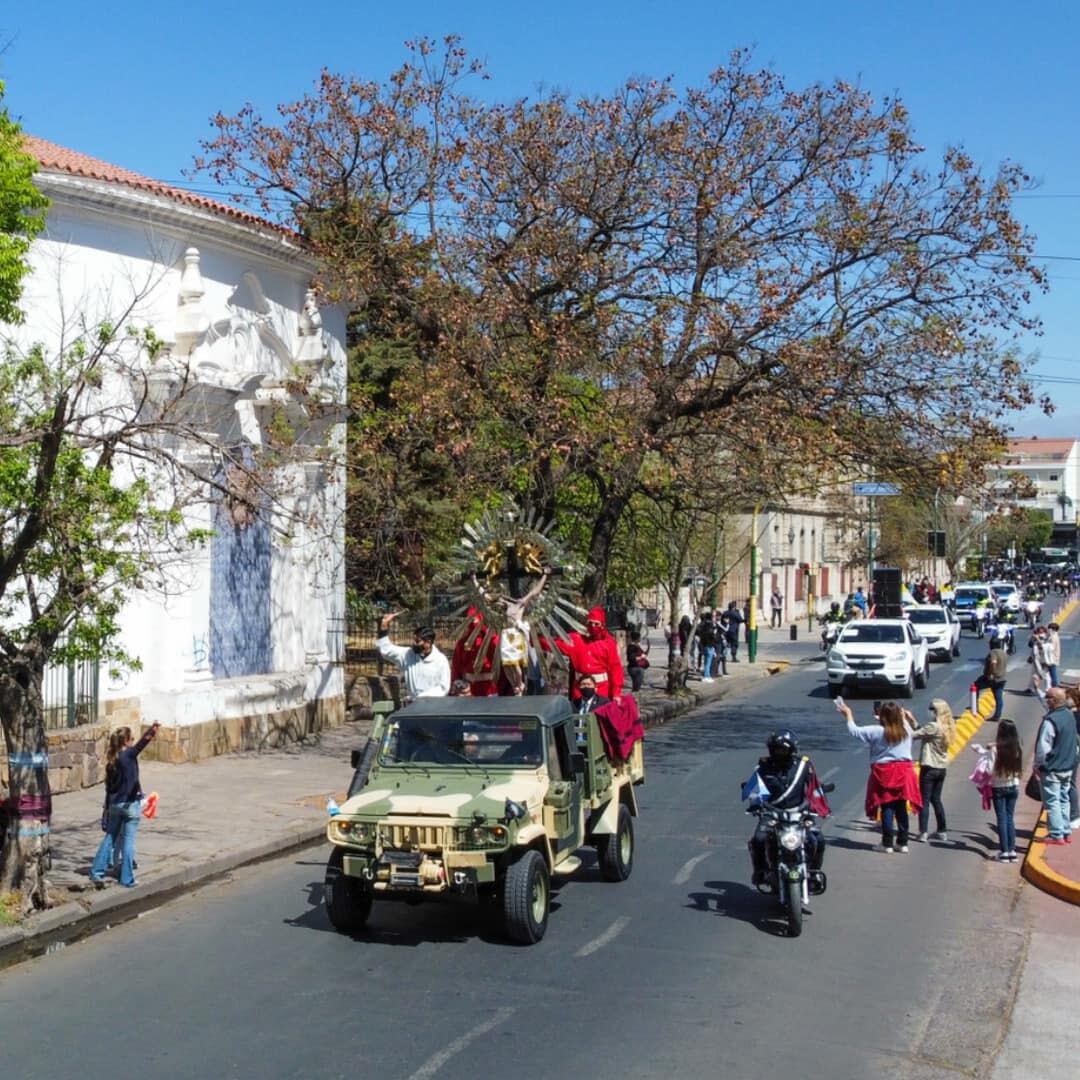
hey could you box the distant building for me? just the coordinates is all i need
[17,136,347,778]
[993,437,1080,551]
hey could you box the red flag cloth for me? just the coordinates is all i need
[594,694,645,763]
[865,761,922,817]
[805,761,832,818]
[142,791,159,819]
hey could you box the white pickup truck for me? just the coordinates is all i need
[826,618,930,699]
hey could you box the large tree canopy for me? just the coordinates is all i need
[197,39,1046,600]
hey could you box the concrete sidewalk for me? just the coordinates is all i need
[0,624,818,968]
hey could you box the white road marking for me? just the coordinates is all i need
[407,1007,515,1080]
[673,852,712,884]
[575,915,631,958]
[823,766,840,779]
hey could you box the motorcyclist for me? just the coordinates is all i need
[745,730,830,888]
[820,602,845,648]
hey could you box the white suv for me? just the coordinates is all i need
[905,605,961,662]
[826,618,930,699]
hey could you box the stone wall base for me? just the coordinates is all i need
[141,694,346,765]
[1,695,348,796]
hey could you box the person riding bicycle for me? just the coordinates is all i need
[744,730,830,887]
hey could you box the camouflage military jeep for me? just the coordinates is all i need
[324,695,645,944]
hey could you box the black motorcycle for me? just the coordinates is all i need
[750,786,833,937]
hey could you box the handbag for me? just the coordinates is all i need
[1024,772,1042,801]
[636,655,650,669]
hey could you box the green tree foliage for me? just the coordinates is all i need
[984,506,1053,557]
[0,83,47,323]
[198,39,1047,604]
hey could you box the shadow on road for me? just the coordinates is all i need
[685,878,795,937]
[282,860,547,947]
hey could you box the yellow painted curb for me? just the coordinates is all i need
[1022,809,1080,906]
[947,688,996,761]
[766,661,790,675]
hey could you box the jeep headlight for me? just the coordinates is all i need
[329,819,373,845]
[889,649,908,661]
[827,650,844,665]
[455,824,509,849]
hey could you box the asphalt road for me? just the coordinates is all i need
[0,626,1060,1080]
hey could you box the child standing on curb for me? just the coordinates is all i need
[972,720,1023,862]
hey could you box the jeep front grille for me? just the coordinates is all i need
[379,823,446,851]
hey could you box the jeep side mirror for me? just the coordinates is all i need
[570,752,585,775]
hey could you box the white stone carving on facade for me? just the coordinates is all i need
[174,247,209,357]
[296,287,328,370]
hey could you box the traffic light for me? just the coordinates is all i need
[927,531,946,557]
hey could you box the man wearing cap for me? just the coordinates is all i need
[555,606,624,702]
[377,612,451,702]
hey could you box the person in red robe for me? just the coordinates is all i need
[451,608,500,696]
[555,606,624,701]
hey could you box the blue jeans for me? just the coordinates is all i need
[1041,770,1073,839]
[990,681,1006,722]
[91,802,141,886]
[702,646,716,677]
[1048,664,1060,688]
[880,800,910,846]
[992,787,1018,853]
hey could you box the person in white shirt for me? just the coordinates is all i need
[376,612,451,702]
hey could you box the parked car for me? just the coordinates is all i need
[905,604,961,662]
[826,618,930,699]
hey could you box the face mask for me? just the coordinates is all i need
[580,687,595,700]
[412,643,429,657]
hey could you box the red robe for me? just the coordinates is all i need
[451,611,500,696]
[555,606,624,700]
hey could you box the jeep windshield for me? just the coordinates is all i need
[838,624,905,644]
[381,714,543,767]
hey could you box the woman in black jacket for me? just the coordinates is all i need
[89,722,160,888]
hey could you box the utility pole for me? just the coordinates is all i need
[749,507,759,662]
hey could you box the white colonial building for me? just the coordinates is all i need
[19,136,348,774]
[993,437,1080,551]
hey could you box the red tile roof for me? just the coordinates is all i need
[23,134,294,237]
[1007,437,1077,460]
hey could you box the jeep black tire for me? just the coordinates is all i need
[347,738,377,798]
[324,847,373,932]
[503,849,549,944]
[597,804,635,882]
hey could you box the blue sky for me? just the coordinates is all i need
[3,1,1078,435]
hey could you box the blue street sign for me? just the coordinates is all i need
[852,481,901,496]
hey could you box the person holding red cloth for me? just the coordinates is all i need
[556,606,624,701]
[836,698,922,853]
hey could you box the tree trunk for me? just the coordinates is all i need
[583,489,634,605]
[0,651,52,913]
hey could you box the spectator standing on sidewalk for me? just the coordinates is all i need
[912,699,956,843]
[837,699,921,853]
[89,721,161,889]
[1044,622,1062,688]
[677,614,693,658]
[972,720,1023,861]
[1033,686,1079,845]
[625,629,650,692]
[377,612,451,702]
[1029,626,1050,701]
[694,611,718,682]
[770,587,784,629]
[983,635,1009,722]
[723,600,744,662]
